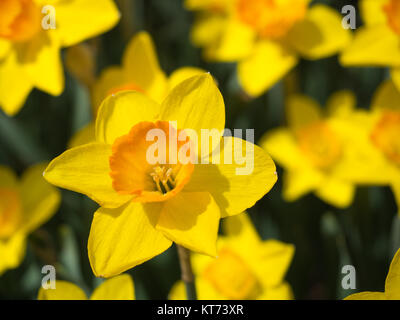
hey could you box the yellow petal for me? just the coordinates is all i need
[340,25,400,67]
[0,166,18,188]
[259,128,309,171]
[167,67,207,92]
[286,94,322,129]
[360,0,388,26]
[0,233,26,276]
[282,169,323,202]
[0,49,33,116]
[286,4,351,60]
[223,212,260,245]
[238,40,298,97]
[156,192,220,256]
[0,39,10,59]
[21,32,64,96]
[204,19,255,62]
[191,14,226,48]
[257,282,294,300]
[315,177,355,208]
[344,291,386,300]
[371,80,400,111]
[90,274,135,300]
[38,281,87,300]
[391,68,400,92]
[91,66,127,113]
[184,137,277,217]
[169,278,225,300]
[95,91,161,145]
[326,90,356,118]
[44,143,132,208]
[88,201,172,277]
[385,248,400,298]
[68,122,96,148]
[160,74,225,141]
[392,183,400,214]
[19,163,61,234]
[122,32,167,103]
[55,0,120,47]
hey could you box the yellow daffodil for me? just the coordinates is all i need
[169,212,294,300]
[38,274,134,300]
[0,163,60,275]
[260,91,372,208]
[345,248,400,300]
[43,74,278,278]
[340,0,400,90]
[336,80,400,212]
[68,31,206,148]
[185,0,350,97]
[0,0,120,116]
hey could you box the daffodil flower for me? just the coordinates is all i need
[340,0,400,91]
[0,0,120,116]
[0,163,60,275]
[43,74,277,278]
[345,248,400,300]
[336,80,400,212]
[169,212,294,300]
[185,0,350,97]
[68,31,206,148]
[260,91,371,208]
[38,274,134,300]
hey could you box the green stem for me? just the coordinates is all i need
[176,245,197,300]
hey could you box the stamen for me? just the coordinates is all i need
[150,166,176,194]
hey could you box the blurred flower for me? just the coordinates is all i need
[0,163,60,275]
[169,212,294,300]
[68,31,206,148]
[38,274,134,300]
[0,0,120,116]
[345,248,400,300]
[337,80,400,212]
[185,0,350,97]
[43,74,277,278]
[260,91,370,208]
[340,0,400,90]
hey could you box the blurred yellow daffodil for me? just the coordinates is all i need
[336,80,400,212]
[68,31,206,148]
[43,73,277,278]
[38,274,134,300]
[0,0,120,116]
[185,0,350,97]
[0,163,60,275]
[260,91,370,208]
[345,248,400,300]
[169,212,294,300]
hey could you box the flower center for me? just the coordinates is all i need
[236,0,307,39]
[0,188,22,239]
[107,83,146,97]
[0,0,41,42]
[384,0,400,35]
[109,121,194,203]
[296,121,342,170]
[203,248,261,299]
[371,111,400,166]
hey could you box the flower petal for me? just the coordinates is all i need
[44,143,132,208]
[340,25,400,67]
[55,0,120,47]
[385,249,400,299]
[90,274,135,300]
[156,192,220,256]
[0,39,10,60]
[0,233,26,276]
[282,169,323,202]
[185,137,277,217]
[237,40,298,97]
[37,281,87,300]
[257,282,294,300]
[392,183,400,214]
[167,67,207,92]
[315,177,355,208]
[326,90,356,118]
[160,73,225,139]
[286,4,351,59]
[286,94,322,129]
[88,201,172,277]
[371,80,400,111]
[0,166,18,189]
[344,291,386,300]
[19,163,61,234]
[95,91,161,145]
[68,122,96,148]
[190,14,226,48]
[360,0,388,26]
